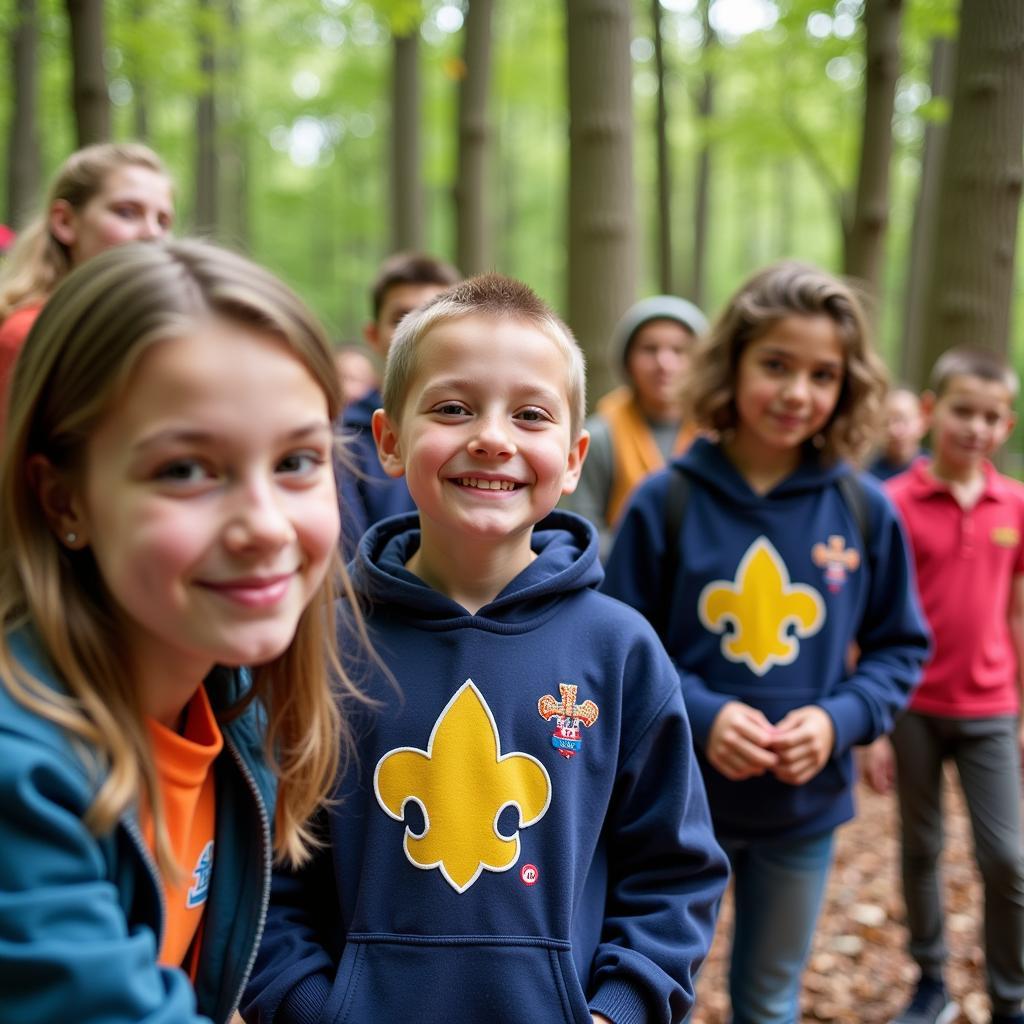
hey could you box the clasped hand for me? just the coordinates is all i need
[707,701,835,785]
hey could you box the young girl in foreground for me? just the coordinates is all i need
[604,262,930,1024]
[0,239,363,1023]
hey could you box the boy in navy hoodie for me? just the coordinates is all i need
[245,275,729,1024]
[337,251,461,555]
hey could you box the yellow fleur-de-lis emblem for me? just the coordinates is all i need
[698,536,825,676]
[374,680,551,893]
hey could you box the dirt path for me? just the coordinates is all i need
[692,771,989,1023]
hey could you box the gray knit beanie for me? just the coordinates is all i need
[609,295,709,381]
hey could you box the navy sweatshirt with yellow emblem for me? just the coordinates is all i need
[244,510,729,1024]
[603,437,930,843]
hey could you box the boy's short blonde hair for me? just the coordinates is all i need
[930,346,1020,402]
[382,273,587,439]
[687,261,888,463]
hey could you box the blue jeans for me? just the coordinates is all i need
[720,829,835,1024]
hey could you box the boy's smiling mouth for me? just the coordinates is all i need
[452,476,522,491]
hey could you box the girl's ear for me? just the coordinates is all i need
[372,408,406,479]
[48,200,78,249]
[26,454,88,549]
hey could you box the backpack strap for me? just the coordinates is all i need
[658,466,869,639]
[658,464,690,637]
[837,471,871,551]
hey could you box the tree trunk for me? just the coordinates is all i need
[921,0,1024,367]
[8,0,41,229]
[391,30,423,252]
[194,0,218,235]
[220,0,249,249]
[65,0,110,146]
[651,0,672,294]
[130,0,149,140]
[776,159,795,258]
[567,0,636,403]
[690,0,713,308]
[455,0,495,276]
[844,0,903,320]
[901,36,956,387]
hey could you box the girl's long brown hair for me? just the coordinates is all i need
[0,239,369,871]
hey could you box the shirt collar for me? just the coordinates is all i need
[907,457,1007,503]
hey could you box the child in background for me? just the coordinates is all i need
[565,295,707,555]
[603,262,929,1024]
[333,343,378,408]
[863,348,1024,1024]
[869,386,927,481]
[244,274,729,1024]
[0,143,175,425]
[337,251,460,554]
[0,240,365,1024]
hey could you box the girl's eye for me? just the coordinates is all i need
[112,204,140,220]
[277,450,326,476]
[813,370,839,384]
[761,358,785,373]
[155,459,210,484]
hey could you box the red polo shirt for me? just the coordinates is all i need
[887,459,1024,717]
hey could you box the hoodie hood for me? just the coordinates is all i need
[350,509,603,629]
[609,294,709,381]
[680,435,852,507]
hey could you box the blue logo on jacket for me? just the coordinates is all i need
[187,840,214,908]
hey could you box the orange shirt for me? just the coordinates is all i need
[141,686,223,971]
[597,385,696,526]
[0,302,42,435]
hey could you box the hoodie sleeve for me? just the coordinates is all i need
[602,472,732,748]
[817,482,931,754]
[241,824,339,1023]
[588,645,729,1024]
[0,727,212,1024]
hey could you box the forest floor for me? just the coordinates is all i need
[691,768,990,1024]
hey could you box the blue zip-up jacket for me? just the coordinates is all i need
[603,438,930,842]
[244,511,729,1024]
[0,630,275,1024]
[336,388,415,557]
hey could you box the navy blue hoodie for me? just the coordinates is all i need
[603,438,930,842]
[336,387,416,556]
[245,511,728,1024]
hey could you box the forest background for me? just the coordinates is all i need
[2,0,1022,454]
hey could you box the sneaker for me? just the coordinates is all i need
[890,976,959,1024]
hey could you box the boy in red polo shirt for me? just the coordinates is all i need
[863,347,1024,1024]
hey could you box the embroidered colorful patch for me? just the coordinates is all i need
[698,536,825,676]
[374,680,551,894]
[537,684,599,759]
[992,526,1020,548]
[811,534,861,593]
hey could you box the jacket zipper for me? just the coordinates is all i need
[122,814,167,954]
[222,733,273,1023]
